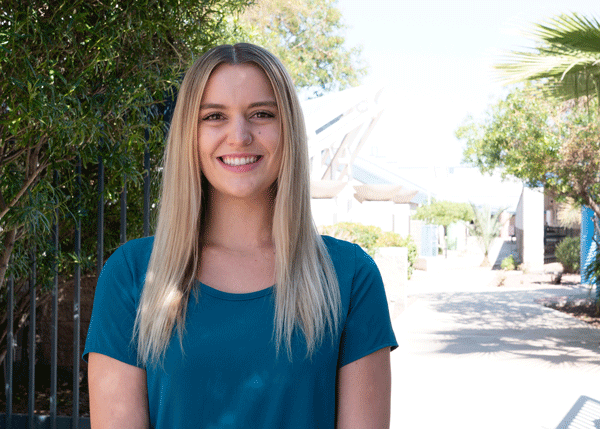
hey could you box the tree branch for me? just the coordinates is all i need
[0,146,27,166]
[0,161,49,221]
[0,187,6,212]
[0,228,17,291]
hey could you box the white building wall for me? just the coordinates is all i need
[312,192,415,238]
[392,204,411,237]
[352,200,395,231]
[311,198,338,227]
[519,187,545,271]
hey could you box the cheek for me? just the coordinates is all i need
[197,130,217,156]
[267,128,282,154]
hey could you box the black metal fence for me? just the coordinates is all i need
[1,149,153,429]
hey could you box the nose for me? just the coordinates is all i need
[226,116,252,146]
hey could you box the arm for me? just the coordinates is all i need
[336,347,392,429]
[88,352,150,429]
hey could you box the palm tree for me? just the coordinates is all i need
[467,204,505,267]
[496,13,600,107]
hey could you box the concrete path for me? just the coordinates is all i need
[389,262,600,429]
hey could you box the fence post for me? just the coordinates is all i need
[143,144,150,238]
[50,170,59,429]
[28,245,36,429]
[120,174,127,245]
[5,275,14,428]
[73,157,82,429]
[97,153,104,276]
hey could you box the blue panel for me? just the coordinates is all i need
[581,206,596,285]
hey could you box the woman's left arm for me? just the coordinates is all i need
[336,347,392,429]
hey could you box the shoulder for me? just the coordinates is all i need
[106,236,154,267]
[321,234,358,254]
[98,236,155,292]
[320,235,381,291]
[117,236,155,259]
[323,235,396,367]
[320,235,378,273]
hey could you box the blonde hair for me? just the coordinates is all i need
[133,43,341,367]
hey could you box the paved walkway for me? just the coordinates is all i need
[389,260,600,429]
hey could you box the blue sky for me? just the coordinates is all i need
[337,0,599,168]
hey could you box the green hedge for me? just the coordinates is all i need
[555,236,580,274]
[319,222,418,279]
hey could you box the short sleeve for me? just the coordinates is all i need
[82,244,145,367]
[338,244,398,368]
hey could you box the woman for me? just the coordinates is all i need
[83,43,397,428]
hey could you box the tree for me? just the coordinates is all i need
[493,11,600,302]
[467,204,505,267]
[235,0,367,97]
[496,13,600,106]
[0,0,249,366]
[412,200,474,257]
[457,86,600,222]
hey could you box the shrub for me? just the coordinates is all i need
[376,231,418,279]
[319,222,381,255]
[501,254,516,271]
[319,223,417,279]
[555,236,580,274]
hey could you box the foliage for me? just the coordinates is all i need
[496,13,600,104]
[0,0,250,367]
[235,0,367,97]
[557,198,582,229]
[319,222,417,279]
[0,0,248,281]
[501,254,516,271]
[375,231,418,279]
[413,199,473,257]
[466,204,505,267]
[320,222,381,255]
[457,86,600,222]
[413,200,474,227]
[555,236,580,274]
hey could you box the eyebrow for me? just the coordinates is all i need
[199,101,278,110]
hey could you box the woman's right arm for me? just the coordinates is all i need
[88,352,150,429]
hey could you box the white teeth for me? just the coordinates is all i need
[221,156,259,166]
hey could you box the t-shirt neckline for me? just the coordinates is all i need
[199,282,274,301]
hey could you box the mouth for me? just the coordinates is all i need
[219,155,262,166]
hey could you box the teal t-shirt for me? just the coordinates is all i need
[83,235,398,428]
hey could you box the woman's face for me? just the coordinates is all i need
[198,63,282,201]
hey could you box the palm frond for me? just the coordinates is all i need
[495,12,600,101]
[533,13,600,54]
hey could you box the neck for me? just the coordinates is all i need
[202,188,276,252]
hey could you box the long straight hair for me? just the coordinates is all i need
[133,43,341,367]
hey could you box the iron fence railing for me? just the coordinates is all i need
[1,149,153,429]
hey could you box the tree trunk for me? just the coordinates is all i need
[480,254,491,267]
[0,228,17,291]
[443,226,448,259]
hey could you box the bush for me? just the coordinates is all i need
[319,222,418,279]
[555,236,580,274]
[501,254,516,271]
[319,222,381,255]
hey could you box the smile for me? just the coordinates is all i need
[220,155,261,166]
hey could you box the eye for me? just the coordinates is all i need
[253,110,276,119]
[201,112,224,121]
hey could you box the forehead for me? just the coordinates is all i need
[201,63,276,103]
